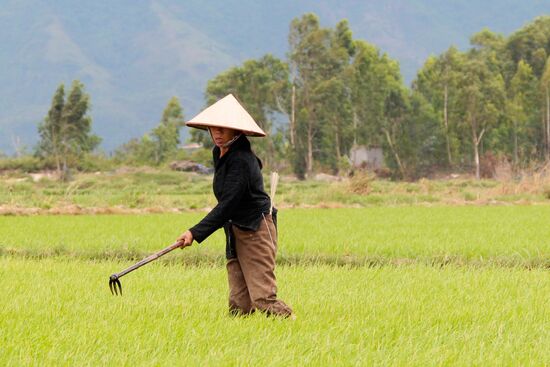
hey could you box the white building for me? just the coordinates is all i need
[350,145,384,169]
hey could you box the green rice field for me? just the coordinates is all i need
[1,206,549,365]
[1,207,549,266]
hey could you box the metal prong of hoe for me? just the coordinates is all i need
[109,274,122,296]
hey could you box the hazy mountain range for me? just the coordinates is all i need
[1,0,548,154]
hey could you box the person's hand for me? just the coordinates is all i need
[177,230,194,248]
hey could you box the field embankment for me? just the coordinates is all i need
[1,168,550,214]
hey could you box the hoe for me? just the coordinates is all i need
[110,172,280,295]
[109,241,183,295]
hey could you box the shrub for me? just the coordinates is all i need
[77,153,115,172]
[0,156,47,172]
[189,148,213,167]
[349,171,371,195]
[480,151,498,179]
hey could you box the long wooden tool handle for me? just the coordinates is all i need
[270,171,279,215]
[116,241,182,278]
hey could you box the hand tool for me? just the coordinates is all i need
[109,241,183,295]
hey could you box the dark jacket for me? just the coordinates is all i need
[189,135,272,244]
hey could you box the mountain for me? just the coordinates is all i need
[1,0,548,154]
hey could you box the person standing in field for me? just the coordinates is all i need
[176,94,293,318]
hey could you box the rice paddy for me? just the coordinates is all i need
[1,174,549,365]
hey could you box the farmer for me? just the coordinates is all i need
[176,94,293,318]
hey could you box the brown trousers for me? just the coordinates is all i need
[226,214,292,317]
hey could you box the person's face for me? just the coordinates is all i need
[209,127,238,147]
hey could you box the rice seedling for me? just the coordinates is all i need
[0,258,547,366]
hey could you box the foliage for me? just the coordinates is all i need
[36,81,101,180]
[413,47,464,167]
[195,14,550,180]
[198,54,290,169]
[288,15,357,176]
[0,156,49,172]
[115,97,184,165]
[412,16,550,178]
[29,15,550,180]
[151,97,185,164]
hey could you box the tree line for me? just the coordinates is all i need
[20,13,550,180]
[31,81,185,180]
[200,13,550,180]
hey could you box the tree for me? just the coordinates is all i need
[506,60,537,166]
[457,55,505,179]
[37,84,65,173]
[314,77,353,172]
[507,16,550,78]
[151,97,185,165]
[315,20,356,173]
[414,47,464,167]
[404,91,445,177]
[347,38,413,178]
[381,88,409,179]
[289,15,358,176]
[349,41,389,149]
[115,97,184,165]
[191,14,550,178]
[288,13,330,176]
[203,54,290,168]
[37,81,100,179]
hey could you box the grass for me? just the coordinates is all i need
[1,258,548,366]
[1,168,550,213]
[1,207,548,267]
[2,169,549,365]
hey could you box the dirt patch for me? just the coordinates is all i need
[0,205,184,216]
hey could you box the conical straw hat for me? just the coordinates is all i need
[186,94,266,137]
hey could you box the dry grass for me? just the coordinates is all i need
[1,167,550,214]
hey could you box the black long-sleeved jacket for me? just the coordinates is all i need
[189,135,271,243]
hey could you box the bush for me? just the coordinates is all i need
[349,171,371,195]
[337,155,352,177]
[0,156,48,172]
[464,191,477,201]
[189,148,213,167]
[480,151,498,179]
[76,153,115,172]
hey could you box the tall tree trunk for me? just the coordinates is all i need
[306,121,313,175]
[383,128,405,179]
[334,125,341,161]
[303,86,315,177]
[353,110,358,147]
[513,119,518,167]
[49,126,62,177]
[335,125,341,171]
[59,138,67,181]
[470,118,485,180]
[61,153,69,182]
[55,154,61,177]
[473,140,480,180]
[290,84,296,147]
[444,84,452,165]
[472,118,480,180]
